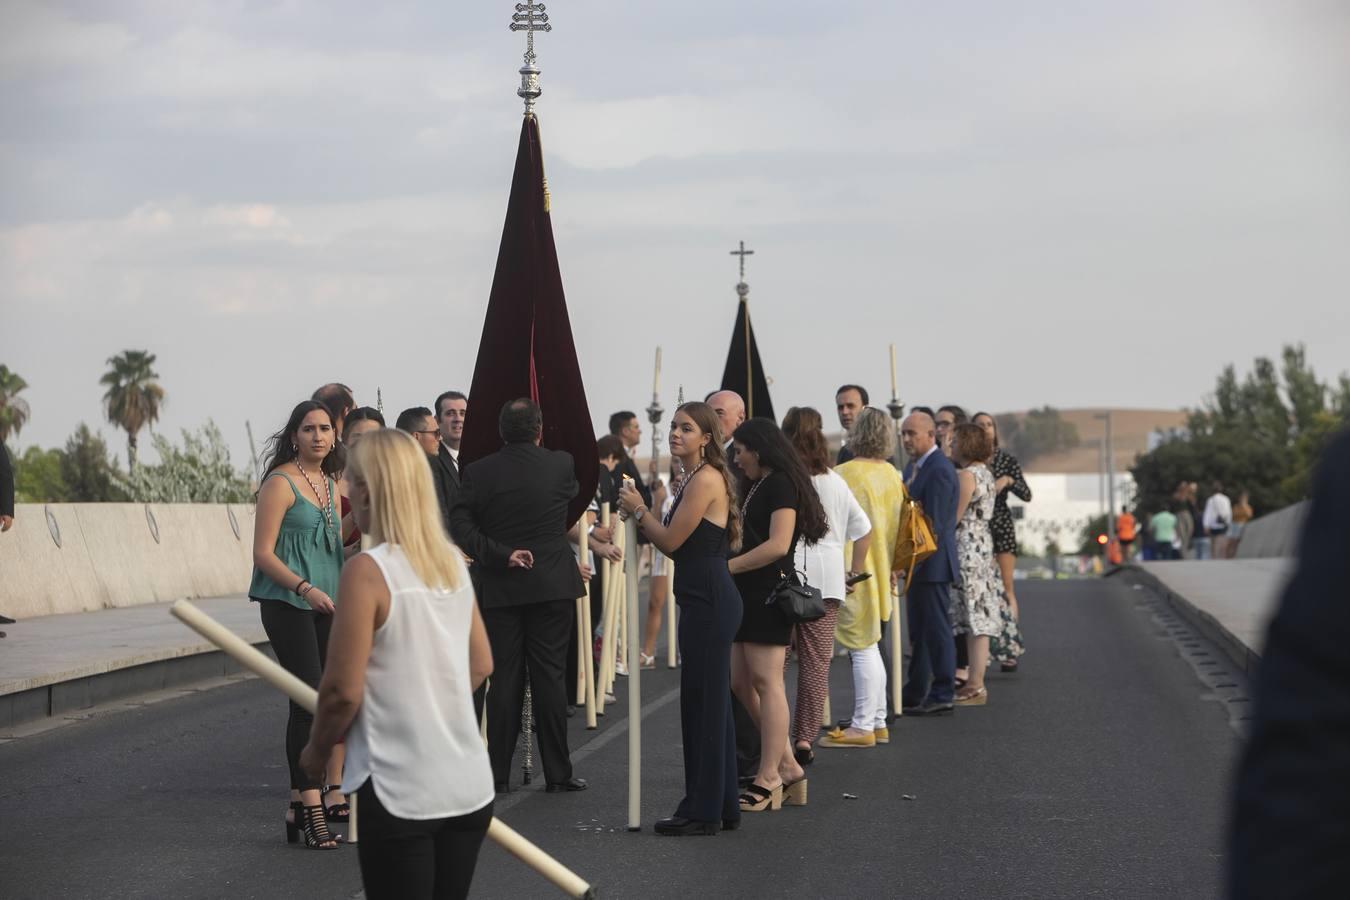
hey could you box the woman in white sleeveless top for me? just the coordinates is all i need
[301,429,494,900]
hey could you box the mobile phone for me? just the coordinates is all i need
[844,571,872,587]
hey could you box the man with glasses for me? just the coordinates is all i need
[397,406,455,533]
[935,405,968,458]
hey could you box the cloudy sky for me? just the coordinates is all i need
[3,0,1348,470]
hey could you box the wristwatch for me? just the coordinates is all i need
[634,507,647,524]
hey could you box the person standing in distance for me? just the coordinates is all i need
[433,390,467,511]
[834,385,868,465]
[900,410,960,716]
[397,407,454,536]
[449,399,587,794]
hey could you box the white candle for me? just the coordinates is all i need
[889,343,898,399]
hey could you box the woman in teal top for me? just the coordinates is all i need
[251,400,347,850]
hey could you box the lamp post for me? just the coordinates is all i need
[1094,411,1115,540]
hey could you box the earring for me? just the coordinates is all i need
[291,444,297,452]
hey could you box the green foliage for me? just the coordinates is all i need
[101,350,166,470]
[14,446,69,502]
[0,364,31,444]
[997,406,1079,464]
[114,421,253,503]
[61,424,127,502]
[1133,343,1349,517]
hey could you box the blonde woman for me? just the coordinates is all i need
[823,408,906,748]
[301,429,494,899]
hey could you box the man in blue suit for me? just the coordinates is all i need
[900,410,960,715]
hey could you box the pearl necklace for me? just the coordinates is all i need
[295,461,334,532]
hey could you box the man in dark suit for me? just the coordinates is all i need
[609,410,652,508]
[900,410,960,715]
[396,406,456,535]
[835,384,868,465]
[432,390,466,515]
[451,398,587,793]
[1229,428,1350,897]
[0,440,14,534]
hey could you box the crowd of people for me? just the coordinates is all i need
[243,380,1033,896]
[1124,480,1252,562]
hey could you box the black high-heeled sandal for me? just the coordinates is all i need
[793,745,815,767]
[296,804,340,849]
[285,801,303,844]
[323,785,350,823]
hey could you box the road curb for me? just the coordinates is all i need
[1110,566,1262,679]
[0,642,273,731]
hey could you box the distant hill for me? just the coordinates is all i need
[995,407,1187,473]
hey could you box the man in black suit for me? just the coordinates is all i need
[0,440,14,535]
[432,390,466,514]
[835,384,868,465]
[900,410,960,715]
[609,410,652,509]
[1230,429,1350,897]
[451,398,587,794]
[396,406,456,536]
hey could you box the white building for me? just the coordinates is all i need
[1008,472,1136,556]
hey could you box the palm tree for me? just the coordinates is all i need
[101,350,165,470]
[0,364,31,444]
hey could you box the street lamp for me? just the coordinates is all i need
[1094,411,1115,541]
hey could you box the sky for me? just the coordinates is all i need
[2,0,1349,471]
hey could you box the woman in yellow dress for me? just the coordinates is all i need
[821,408,908,749]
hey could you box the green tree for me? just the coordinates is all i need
[101,350,165,471]
[115,421,253,503]
[1079,513,1110,556]
[1134,343,1349,516]
[14,446,69,502]
[0,364,31,443]
[61,424,126,502]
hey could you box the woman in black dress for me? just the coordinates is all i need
[727,419,828,812]
[618,402,742,836]
[974,412,1030,670]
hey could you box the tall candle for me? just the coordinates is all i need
[653,346,662,396]
[889,344,898,399]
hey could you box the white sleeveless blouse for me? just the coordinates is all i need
[340,543,494,819]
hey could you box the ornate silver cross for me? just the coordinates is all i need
[510,1,552,116]
[730,240,754,297]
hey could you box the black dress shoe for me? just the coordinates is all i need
[907,701,955,717]
[545,777,588,793]
[721,817,741,832]
[655,816,718,836]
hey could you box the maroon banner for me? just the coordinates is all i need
[460,115,599,526]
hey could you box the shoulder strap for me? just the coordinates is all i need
[264,472,303,500]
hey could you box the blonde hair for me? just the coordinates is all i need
[348,429,463,591]
[848,407,896,460]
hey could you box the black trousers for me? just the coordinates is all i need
[257,600,331,792]
[480,599,574,787]
[355,781,493,900]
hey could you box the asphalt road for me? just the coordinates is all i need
[0,578,1245,899]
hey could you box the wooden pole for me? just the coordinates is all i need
[665,558,678,668]
[169,600,596,899]
[599,505,620,701]
[624,509,641,832]
[890,584,904,715]
[577,523,597,729]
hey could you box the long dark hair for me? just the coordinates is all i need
[261,400,344,480]
[675,401,742,552]
[973,410,999,449]
[732,418,828,545]
[782,406,830,475]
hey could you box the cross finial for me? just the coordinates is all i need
[730,240,754,298]
[510,2,552,116]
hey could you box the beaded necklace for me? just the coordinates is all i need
[663,461,706,525]
[295,460,334,533]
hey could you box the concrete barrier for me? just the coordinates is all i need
[1235,501,1307,560]
[0,503,255,619]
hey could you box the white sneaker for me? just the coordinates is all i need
[615,658,628,677]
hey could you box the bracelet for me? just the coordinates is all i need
[300,583,316,598]
[634,506,647,524]
[294,578,308,595]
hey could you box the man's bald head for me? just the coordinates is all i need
[706,391,746,444]
[901,410,937,459]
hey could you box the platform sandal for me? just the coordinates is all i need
[781,777,808,807]
[295,804,340,849]
[323,785,350,823]
[738,782,783,812]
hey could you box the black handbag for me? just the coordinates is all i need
[768,537,827,624]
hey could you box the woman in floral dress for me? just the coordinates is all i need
[949,424,1003,707]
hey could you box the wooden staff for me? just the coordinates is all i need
[665,558,678,668]
[170,600,596,900]
[624,505,641,832]
[577,522,597,729]
[890,583,904,715]
[598,505,619,700]
[822,693,832,728]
